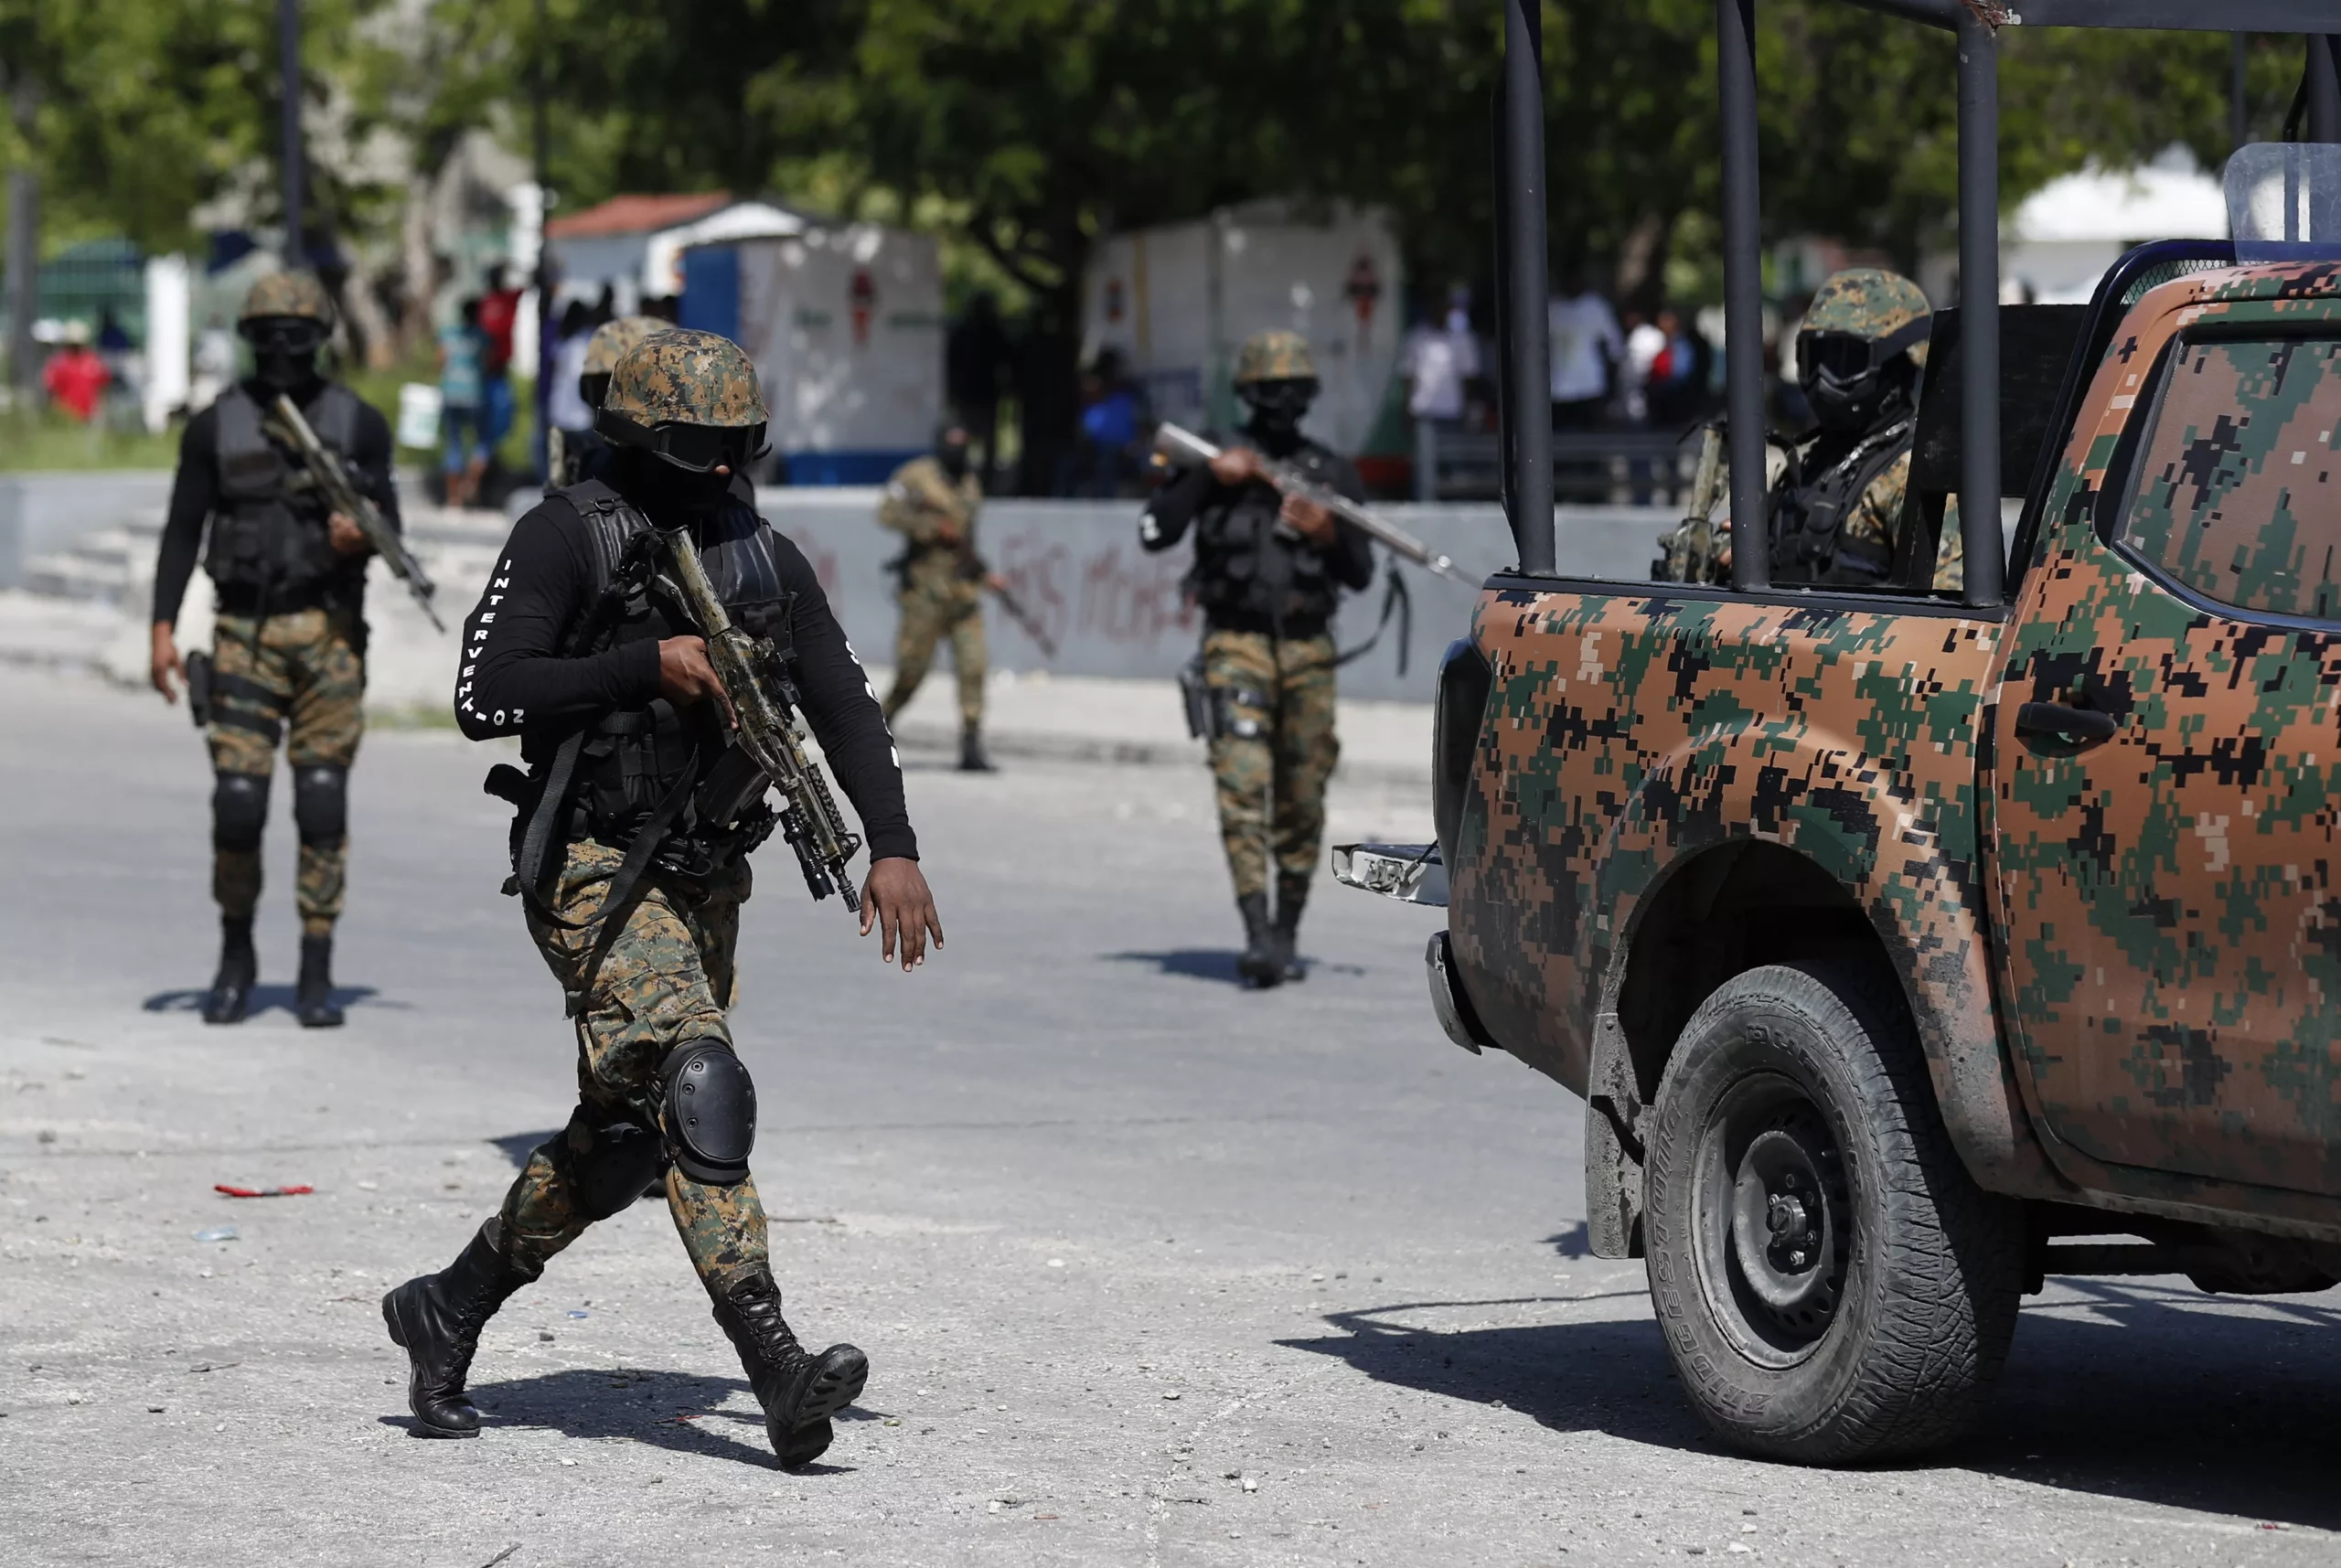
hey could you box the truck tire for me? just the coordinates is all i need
[1641,960,2020,1463]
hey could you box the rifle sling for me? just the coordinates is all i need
[1333,569,1412,676]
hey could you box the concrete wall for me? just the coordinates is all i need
[0,473,175,590]
[755,490,1668,704]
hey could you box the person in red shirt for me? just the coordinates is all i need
[475,262,525,454]
[44,322,110,421]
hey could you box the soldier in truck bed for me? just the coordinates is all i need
[1684,269,1962,592]
[1138,329,1374,987]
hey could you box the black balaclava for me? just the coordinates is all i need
[611,445,736,528]
[1799,332,1920,433]
[936,425,971,480]
[1238,377,1317,455]
[245,317,327,397]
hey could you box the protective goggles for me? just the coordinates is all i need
[595,410,768,474]
[241,317,328,356]
[1798,321,1931,388]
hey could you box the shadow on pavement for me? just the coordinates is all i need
[1104,949,1368,985]
[142,983,384,1018]
[409,1366,862,1472]
[1283,1280,2341,1531]
[487,1130,560,1168]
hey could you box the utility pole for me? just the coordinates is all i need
[279,0,305,268]
[2312,36,2341,146]
[6,61,37,398]
[533,0,552,481]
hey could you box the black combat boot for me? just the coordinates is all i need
[1235,891,1281,989]
[295,933,344,1029]
[381,1221,534,1437]
[958,726,997,773]
[711,1270,869,1468]
[1274,880,1309,983]
[201,916,256,1025]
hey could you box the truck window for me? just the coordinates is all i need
[2117,335,2341,622]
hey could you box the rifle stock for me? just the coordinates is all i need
[1150,421,1470,585]
[659,525,865,915]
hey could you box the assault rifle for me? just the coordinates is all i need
[1655,423,1728,584]
[1150,421,1470,585]
[267,394,445,631]
[659,525,865,915]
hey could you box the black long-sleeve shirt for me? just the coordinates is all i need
[152,379,401,626]
[455,498,918,863]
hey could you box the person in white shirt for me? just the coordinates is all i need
[1547,267,1623,429]
[1405,289,1482,500]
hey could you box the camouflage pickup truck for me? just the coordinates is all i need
[1343,228,2341,1458]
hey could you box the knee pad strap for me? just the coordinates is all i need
[660,1040,756,1185]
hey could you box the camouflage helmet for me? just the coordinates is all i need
[1232,329,1318,387]
[583,315,671,379]
[1800,268,1932,366]
[596,328,768,473]
[238,271,335,329]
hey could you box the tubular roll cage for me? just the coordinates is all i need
[1493,0,2341,607]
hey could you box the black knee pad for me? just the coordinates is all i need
[564,1115,667,1221]
[292,763,347,849]
[211,772,271,853]
[660,1040,756,1186]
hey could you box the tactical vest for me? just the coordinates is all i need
[1186,437,1349,634]
[203,382,367,599]
[550,480,796,859]
[1767,415,1915,587]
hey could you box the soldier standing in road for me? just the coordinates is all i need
[1770,268,1959,591]
[148,272,403,1029]
[878,423,998,772]
[546,314,671,489]
[1138,330,1374,987]
[384,329,944,1470]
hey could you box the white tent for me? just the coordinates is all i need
[2004,151,2228,304]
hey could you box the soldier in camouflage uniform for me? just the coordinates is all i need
[878,423,998,771]
[1769,268,1962,592]
[547,314,670,488]
[385,329,944,1468]
[148,271,403,1029]
[1138,330,1375,987]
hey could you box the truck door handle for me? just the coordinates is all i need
[2015,701,2118,743]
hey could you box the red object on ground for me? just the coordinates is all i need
[43,347,108,421]
[214,1184,315,1199]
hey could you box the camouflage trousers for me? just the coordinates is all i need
[882,580,986,730]
[208,609,365,937]
[496,839,772,1296]
[1204,630,1340,902]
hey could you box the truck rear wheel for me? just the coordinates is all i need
[1641,961,2020,1463]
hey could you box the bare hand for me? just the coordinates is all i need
[1280,493,1336,542]
[984,571,1008,592]
[934,518,964,547]
[657,635,734,726]
[860,857,944,970]
[150,623,184,703]
[327,511,369,557]
[1209,446,1264,486]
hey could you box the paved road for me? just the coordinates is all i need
[3,667,2338,1568]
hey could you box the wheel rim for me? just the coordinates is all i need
[1693,1070,1852,1368]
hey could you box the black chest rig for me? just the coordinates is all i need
[497,481,798,912]
[1188,436,1347,634]
[1767,414,1914,586]
[204,383,367,603]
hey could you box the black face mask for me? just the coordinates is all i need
[612,447,734,523]
[244,319,326,395]
[937,442,970,480]
[1799,330,1921,432]
[1240,378,1317,448]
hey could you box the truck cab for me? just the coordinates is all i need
[1342,5,2341,1464]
